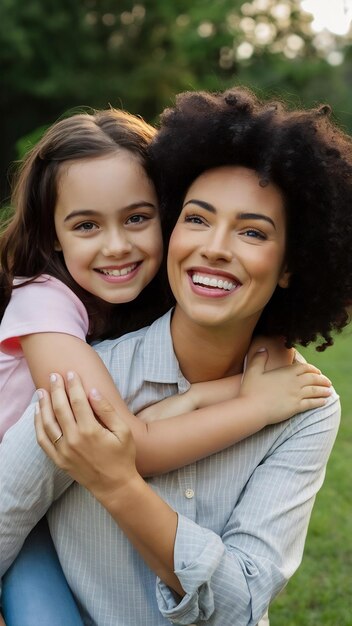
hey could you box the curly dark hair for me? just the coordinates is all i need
[0,108,171,340]
[150,87,352,350]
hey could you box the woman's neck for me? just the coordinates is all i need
[170,306,256,383]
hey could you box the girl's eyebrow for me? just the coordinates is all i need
[64,209,99,222]
[64,202,157,222]
[182,200,276,229]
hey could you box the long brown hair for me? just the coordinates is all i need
[0,109,171,339]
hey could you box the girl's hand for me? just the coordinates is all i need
[239,349,332,424]
[35,372,138,502]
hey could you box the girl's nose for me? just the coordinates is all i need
[102,231,133,258]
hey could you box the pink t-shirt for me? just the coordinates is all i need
[0,275,89,440]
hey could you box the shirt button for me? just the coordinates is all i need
[185,488,194,499]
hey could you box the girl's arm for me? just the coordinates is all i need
[138,336,296,421]
[22,333,331,476]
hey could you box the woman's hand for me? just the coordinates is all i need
[35,372,138,502]
[35,372,184,596]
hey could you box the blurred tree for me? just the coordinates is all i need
[1,0,352,204]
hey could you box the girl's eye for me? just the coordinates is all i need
[126,214,147,225]
[242,229,266,240]
[75,222,98,232]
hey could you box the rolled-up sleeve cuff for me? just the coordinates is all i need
[156,514,225,624]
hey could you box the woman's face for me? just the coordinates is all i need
[54,151,163,304]
[167,165,290,332]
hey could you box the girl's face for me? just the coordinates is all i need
[167,166,290,334]
[54,152,163,304]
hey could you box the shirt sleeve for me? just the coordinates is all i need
[0,401,73,589]
[156,394,340,626]
[0,275,89,356]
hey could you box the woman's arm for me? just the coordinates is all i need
[23,333,331,476]
[35,373,183,596]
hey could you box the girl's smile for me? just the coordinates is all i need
[54,152,163,304]
[94,262,141,281]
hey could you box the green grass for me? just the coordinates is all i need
[270,327,352,626]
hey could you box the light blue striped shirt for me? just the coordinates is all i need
[0,310,340,625]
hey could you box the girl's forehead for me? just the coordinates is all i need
[57,150,143,177]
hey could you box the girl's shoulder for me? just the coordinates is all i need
[12,274,83,307]
[14,273,66,290]
[1,274,89,352]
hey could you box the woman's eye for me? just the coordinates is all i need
[75,222,98,232]
[184,214,206,225]
[242,229,266,240]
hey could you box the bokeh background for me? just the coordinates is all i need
[2,0,352,205]
[1,1,351,624]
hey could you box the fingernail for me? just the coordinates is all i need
[67,371,74,381]
[36,389,44,400]
[90,388,102,400]
[50,373,57,383]
[256,347,267,353]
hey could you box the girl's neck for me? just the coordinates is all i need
[170,306,256,383]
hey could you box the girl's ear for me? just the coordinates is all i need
[278,268,291,289]
[54,240,62,252]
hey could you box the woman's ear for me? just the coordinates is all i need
[278,268,291,289]
[54,240,62,252]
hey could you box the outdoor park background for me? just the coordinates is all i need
[0,1,351,623]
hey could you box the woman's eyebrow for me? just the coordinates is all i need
[237,212,276,229]
[182,199,216,213]
[183,201,276,229]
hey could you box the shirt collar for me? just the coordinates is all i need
[143,309,189,392]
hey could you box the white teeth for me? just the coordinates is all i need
[99,264,137,277]
[192,273,235,291]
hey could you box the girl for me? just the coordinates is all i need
[0,108,330,626]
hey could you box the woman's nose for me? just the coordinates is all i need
[200,228,233,263]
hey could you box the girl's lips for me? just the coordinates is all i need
[95,262,140,276]
[94,262,141,282]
